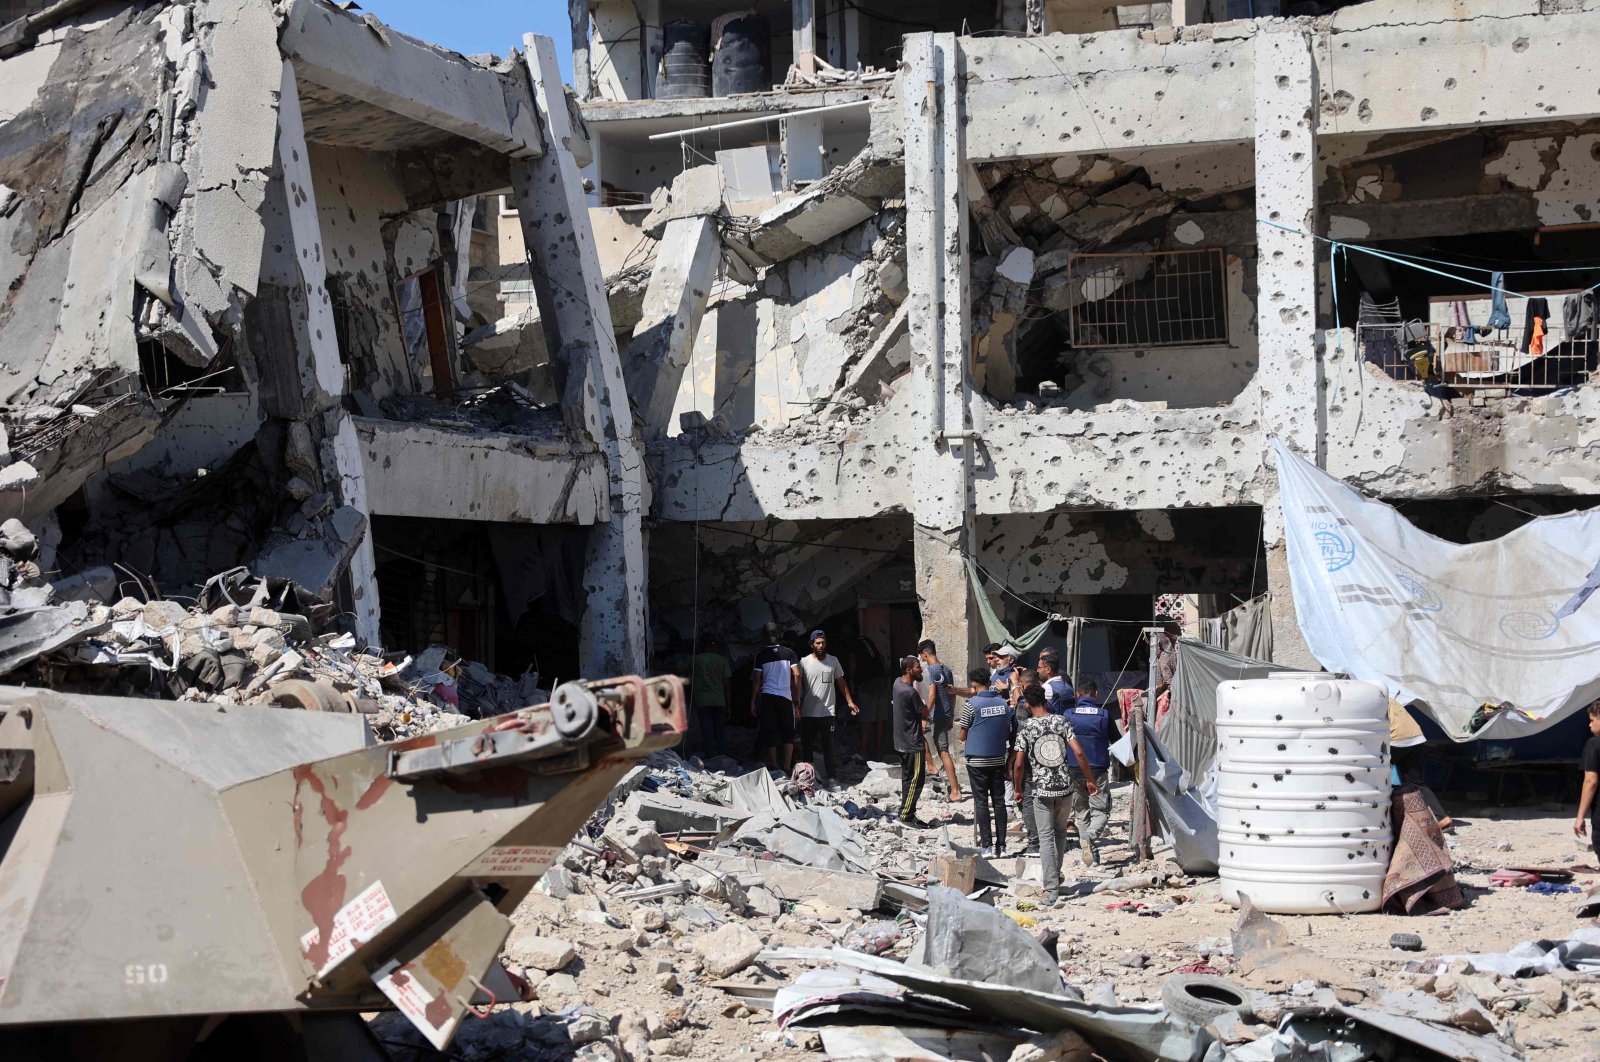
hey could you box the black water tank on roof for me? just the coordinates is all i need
[712,13,771,97]
[658,20,711,99]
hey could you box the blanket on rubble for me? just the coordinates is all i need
[1382,785,1465,915]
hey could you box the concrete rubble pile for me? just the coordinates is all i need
[373,751,1539,1062]
[0,519,547,739]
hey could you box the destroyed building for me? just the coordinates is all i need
[6,0,1600,700]
[0,0,647,685]
[475,0,1600,684]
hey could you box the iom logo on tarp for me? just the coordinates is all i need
[1396,573,1443,613]
[1316,529,1356,572]
[1500,610,1560,641]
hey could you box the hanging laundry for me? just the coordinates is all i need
[1487,271,1511,329]
[1522,296,1550,354]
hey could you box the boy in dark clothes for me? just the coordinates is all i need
[1575,702,1600,855]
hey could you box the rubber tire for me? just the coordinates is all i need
[1161,973,1253,1026]
[268,677,348,713]
[1389,932,1424,951]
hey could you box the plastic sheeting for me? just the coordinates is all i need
[1274,440,1600,740]
[922,885,1064,995]
[1157,638,1284,784]
[1111,726,1218,875]
[967,558,1079,656]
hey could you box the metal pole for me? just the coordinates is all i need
[1135,706,1153,862]
[645,99,872,141]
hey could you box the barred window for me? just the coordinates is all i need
[1066,248,1229,349]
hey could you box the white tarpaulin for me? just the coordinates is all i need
[1274,440,1600,741]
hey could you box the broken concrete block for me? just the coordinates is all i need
[602,817,670,862]
[746,886,782,918]
[624,791,753,835]
[1008,1029,1093,1062]
[693,853,883,911]
[49,565,116,603]
[996,246,1036,285]
[535,972,584,1011]
[568,1013,610,1045]
[693,923,763,978]
[505,930,577,972]
[0,461,39,492]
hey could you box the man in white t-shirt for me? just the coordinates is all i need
[798,629,858,782]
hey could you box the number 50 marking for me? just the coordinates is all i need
[125,963,169,985]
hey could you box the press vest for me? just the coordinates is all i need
[963,692,1013,760]
[1069,696,1111,770]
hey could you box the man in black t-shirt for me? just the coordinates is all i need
[1575,702,1600,856]
[892,655,933,828]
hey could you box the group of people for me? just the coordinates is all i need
[891,641,1120,898]
[683,623,1123,901]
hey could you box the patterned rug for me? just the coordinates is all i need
[1382,786,1465,915]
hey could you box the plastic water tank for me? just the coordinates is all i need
[1215,673,1391,914]
[658,20,711,100]
[712,13,771,96]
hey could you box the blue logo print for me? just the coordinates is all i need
[1395,573,1443,613]
[1317,530,1355,573]
[1500,610,1559,641]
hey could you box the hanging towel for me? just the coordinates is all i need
[1487,271,1511,329]
[1522,296,1551,353]
[1531,316,1546,358]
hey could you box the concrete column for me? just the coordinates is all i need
[1170,0,1210,27]
[623,213,721,432]
[569,0,591,100]
[514,35,649,676]
[904,33,976,679]
[1254,28,1320,670]
[264,61,380,642]
[792,0,816,76]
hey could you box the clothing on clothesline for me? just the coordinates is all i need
[1487,272,1511,330]
[1523,297,1551,355]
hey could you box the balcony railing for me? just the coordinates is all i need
[1356,322,1595,393]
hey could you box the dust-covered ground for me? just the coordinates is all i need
[374,759,1599,1062]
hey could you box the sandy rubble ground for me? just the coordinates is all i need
[374,762,1600,1062]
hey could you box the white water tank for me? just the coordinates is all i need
[1215,673,1391,914]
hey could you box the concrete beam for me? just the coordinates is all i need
[355,419,607,525]
[280,0,541,158]
[513,35,649,676]
[578,86,882,125]
[1312,1,1600,137]
[624,215,722,434]
[904,34,978,680]
[695,852,883,910]
[960,33,1257,162]
[961,3,1600,164]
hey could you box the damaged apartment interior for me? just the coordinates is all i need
[6,0,1600,1059]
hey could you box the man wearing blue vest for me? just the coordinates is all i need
[1037,648,1072,715]
[956,667,1014,856]
[1067,679,1116,866]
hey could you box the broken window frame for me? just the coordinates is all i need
[396,263,457,397]
[1064,247,1230,350]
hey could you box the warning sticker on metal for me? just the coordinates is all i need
[300,879,397,973]
[374,959,453,1049]
[460,845,562,877]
